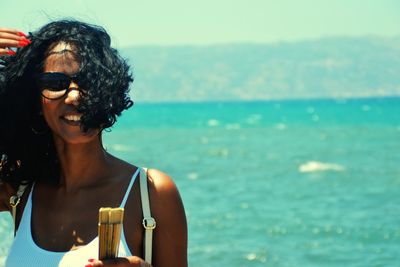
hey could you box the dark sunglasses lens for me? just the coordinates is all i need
[37,73,71,91]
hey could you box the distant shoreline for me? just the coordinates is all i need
[137,95,400,105]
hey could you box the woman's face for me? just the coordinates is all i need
[41,42,100,144]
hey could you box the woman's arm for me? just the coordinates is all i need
[147,169,188,267]
[0,27,29,211]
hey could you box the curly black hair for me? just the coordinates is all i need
[0,19,134,187]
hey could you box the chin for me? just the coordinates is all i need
[54,128,101,145]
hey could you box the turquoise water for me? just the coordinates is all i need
[1,98,399,266]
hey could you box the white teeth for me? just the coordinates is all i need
[63,114,82,122]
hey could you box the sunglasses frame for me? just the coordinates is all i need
[35,72,84,100]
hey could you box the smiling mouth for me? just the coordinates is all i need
[61,114,82,126]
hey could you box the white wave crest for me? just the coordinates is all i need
[298,161,345,173]
[110,144,133,152]
[207,119,220,127]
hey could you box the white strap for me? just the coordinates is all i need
[119,168,140,208]
[140,167,156,264]
[9,182,29,236]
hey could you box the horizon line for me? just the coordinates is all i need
[133,95,400,105]
[117,34,400,49]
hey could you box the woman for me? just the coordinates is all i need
[0,20,187,267]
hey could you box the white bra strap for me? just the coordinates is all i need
[9,182,29,236]
[140,167,156,264]
[119,168,140,208]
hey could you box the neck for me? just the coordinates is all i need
[53,136,114,192]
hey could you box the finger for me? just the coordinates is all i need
[98,257,130,266]
[0,28,27,37]
[0,48,16,56]
[87,257,147,267]
[86,259,102,267]
[0,38,30,49]
[127,256,152,267]
[0,31,26,41]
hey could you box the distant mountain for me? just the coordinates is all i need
[121,36,400,102]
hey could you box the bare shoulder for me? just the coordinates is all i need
[146,168,185,210]
[146,168,178,193]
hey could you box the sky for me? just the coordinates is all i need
[2,0,400,48]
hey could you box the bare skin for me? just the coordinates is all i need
[0,34,187,267]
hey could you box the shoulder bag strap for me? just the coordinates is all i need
[139,167,156,264]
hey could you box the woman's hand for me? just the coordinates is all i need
[0,28,31,56]
[86,256,152,267]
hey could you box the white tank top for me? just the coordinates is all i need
[5,168,140,267]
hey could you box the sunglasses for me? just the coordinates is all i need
[35,72,85,100]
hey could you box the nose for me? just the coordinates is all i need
[64,81,81,106]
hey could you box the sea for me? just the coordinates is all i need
[0,97,399,267]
